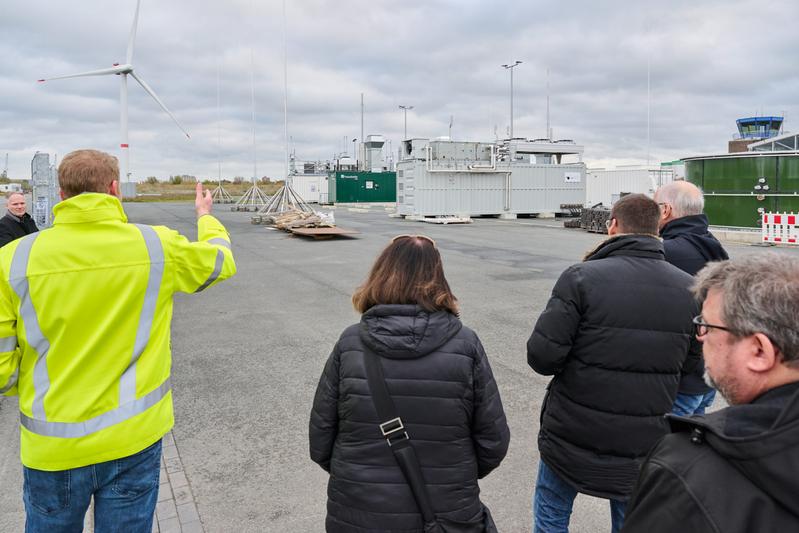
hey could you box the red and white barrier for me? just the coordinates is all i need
[762,212,799,245]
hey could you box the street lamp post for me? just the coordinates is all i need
[501,60,522,138]
[352,138,358,169]
[399,105,414,140]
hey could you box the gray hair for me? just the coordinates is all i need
[693,254,799,365]
[5,191,24,200]
[657,181,704,218]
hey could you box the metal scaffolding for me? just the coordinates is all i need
[232,181,270,211]
[211,183,234,203]
[258,182,314,216]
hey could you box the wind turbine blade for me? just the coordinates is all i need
[38,66,124,82]
[130,71,190,139]
[126,0,141,64]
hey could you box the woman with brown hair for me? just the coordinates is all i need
[309,234,510,532]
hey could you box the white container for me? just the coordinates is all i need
[397,160,585,217]
[585,168,673,207]
[291,174,326,204]
[397,139,587,217]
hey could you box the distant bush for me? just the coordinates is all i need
[169,175,183,185]
[145,176,159,184]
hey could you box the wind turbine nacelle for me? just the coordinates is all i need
[112,64,134,75]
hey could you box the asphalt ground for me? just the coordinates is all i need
[2,201,798,532]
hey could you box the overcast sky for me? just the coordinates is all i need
[2,0,798,181]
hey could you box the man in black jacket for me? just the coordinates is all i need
[655,180,728,416]
[622,254,799,532]
[0,192,39,247]
[527,194,698,533]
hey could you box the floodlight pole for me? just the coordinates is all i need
[399,105,414,140]
[501,60,522,138]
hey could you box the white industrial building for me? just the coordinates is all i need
[585,167,674,207]
[396,138,586,218]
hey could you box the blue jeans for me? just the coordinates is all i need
[533,460,626,533]
[23,439,162,533]
[672,390,716,416]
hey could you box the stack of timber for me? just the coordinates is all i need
[267,210,333,230]
[252,209,358,239]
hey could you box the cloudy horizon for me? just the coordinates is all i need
[2,0,798,181]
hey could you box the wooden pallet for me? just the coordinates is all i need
[288,227,359,240]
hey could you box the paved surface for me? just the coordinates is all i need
[1,201,798,532]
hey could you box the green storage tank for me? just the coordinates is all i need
[684,153,799,228]
[327,171,396,203]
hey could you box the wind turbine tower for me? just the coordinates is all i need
[37,0,190,186]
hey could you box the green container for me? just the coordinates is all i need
[685,154,799,228]
[328,171,396,203]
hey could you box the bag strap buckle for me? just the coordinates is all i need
[379,417,409,446]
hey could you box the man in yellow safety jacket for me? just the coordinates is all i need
[0,149,236,532]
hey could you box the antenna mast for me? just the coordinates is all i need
[283,0,290,184]
[546,68,550,139]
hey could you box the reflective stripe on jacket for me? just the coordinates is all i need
[0,193,236,471]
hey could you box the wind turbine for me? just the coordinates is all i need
[37,0,190,183]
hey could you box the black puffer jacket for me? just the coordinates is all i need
[310,304,510,532]
[0,211,38,248]
[660,214,728,277]
[527,235,699,500]
[660,214,729,395]
[622,381,799,532]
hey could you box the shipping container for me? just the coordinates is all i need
[327,171,396,203]
[396,139,586,217]
[585,168,673,207]
[290,174,327,204]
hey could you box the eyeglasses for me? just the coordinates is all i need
[657,202,670,210]
[692,315,734,337]
[392,234,436,247]
[604,218,614,229]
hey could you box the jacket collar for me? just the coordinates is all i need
[52,193,128,225]
[583,234,665,262]
[4,211,22,223]
[660,214,710,239]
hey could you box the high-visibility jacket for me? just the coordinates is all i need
[0,193,236,471]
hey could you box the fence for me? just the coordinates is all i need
[762,212,799,245]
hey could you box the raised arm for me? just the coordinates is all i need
[170,183,236,294]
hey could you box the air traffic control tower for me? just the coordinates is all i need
[729,116,783,152]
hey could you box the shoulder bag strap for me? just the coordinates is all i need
[362,345,440,526]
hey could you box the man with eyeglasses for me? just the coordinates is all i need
[527,194,699,532]
[621,254,799,532]
[654,180,728,417]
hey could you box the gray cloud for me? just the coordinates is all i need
[1,0,798,180]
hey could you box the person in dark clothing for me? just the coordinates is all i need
[527,194,699,533]
[0,192,39,247]
[655,180,729,416]
[622,254,799,533]
[309,234,510,533]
